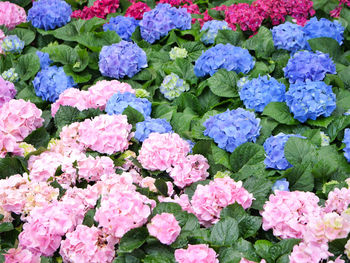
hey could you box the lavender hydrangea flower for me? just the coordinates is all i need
[203,108,261,152]
[160,73,190,100]
[36,51,52,69]
[99,40,147,79]
[103,16,139,41]
[105,92,152,118]
[271,22,310,54]
[272,178,290,192]
[343,128,350,162]
[194,44,254,77]
[27,0,72,30]
[239,75,286,112]
[33,66,76,102]
[1,35,24,53]
[201,20,229,45]
[139,4,191,44]
[285,81,336,123]
[303,17,344,45]
[284,51,336,83]
[264,133,304,170]
[135,117,173,142]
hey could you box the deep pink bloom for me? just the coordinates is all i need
[71,0,120,20]
[125,2,151,20]
[175,244,219,263]
[147,213,181,245]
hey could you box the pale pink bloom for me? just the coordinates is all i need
[0,76,17,108]
[0,174,28,214]
[175,244,219,263]
[0,207,13,223]
[78,155,115,182]
[60,225,116,263]
[147,213,181,245]
[239,259,266,263]
[0,132,23,157]
[140,177,157,192]
[0,29,4,54]
[166,181,174,196]
[169,154,209,188]
[327,256,346,263]
[61,185,100,210]
[0,1,27,29]
[191,176,254,227]
[324,187,350,214]
[78,114,132,154]
[4,247,40,263]
[96,172,136,195]
[57,122,85,153]
[159,194,194,214]
[289,241,332,263]
[345,239,350,259]
[0,99,43,141]
[51,88,90,116]
[261,191,322,239]
[137,132,190,171]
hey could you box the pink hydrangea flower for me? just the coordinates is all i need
[60,225,117,263]
[0,76,17,108]
[191,176,254,226]
[95,172,137,195]
[239,259,266,263]
[125,2,151,20]
[289,241,332,263]
[77,155,115,182]
[159,194,194,214]
[0,1,27,29]
[0,174,28,214]
[0,29,5,54]
[57,122,85,153]
[4,247,40,263]
[0,99,43,141]
[345,239,350,259]
[94,190,153,238]
[0,132,23,157]
[327,256,346,263]
[137,132,190,171]
[78,114,132,154]
[261,191,322,239]
[174,244,219,263]
[140,177,157,192]
[61,185,100,210]
[169,154,209,188]
[147,213,181,245]
[324,187,350,214]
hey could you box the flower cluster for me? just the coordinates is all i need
[99,40,147,79]
[203,108,261,152]
[0,76,16,108]
[103,16,139,41]
[0,1,26,30]
[271,22,309,54]
[27,0,72,30]
[263,133,304,170]
[191,176,254,226]
[125,2,151,20]
[36,51,52,69]
[169,47,188,60]
[272,178,290,192]
[284,51,336,83]
[135,117,173,142]
[1,68,19,82]
[194,44,255,77]
[106,92,152,118]
[169,154,209,188]
[137,132,190,171]
[147,213,181,245]
[201,20,229,45]
[4,247,40,263]
[160,73,190,100]
[33,66,76,102]
[285,81,336,123]
[1,35,24,54]
[175,244,219,263]
[139,4,191,43]
[239,75,286,112]
[77,156,115,182]
[343,129,350,162]
[71,0,119,20]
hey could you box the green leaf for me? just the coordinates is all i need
[122,106,145,126]
[230,142,265,172]
[307,116,334,128]
[335,88,350,114]
[254,240,274,262]
[42,45,78,65]
[327,115,350,142]
[54,106,81,132]
[173,93,203,115]
[338,66,350,88]
[9,28,35,46]
[284,163,314,192]
[162,58,197,84]
[284,137,317,166]
[23,127,50,148]
[207,69,238,98]
[63,65,92,84]
[75,31,121,52]
[181,41,206,61]
[239,216,262,239]
[171,111,196,137]
[72,47,90,72]
[16,86,47,107]
[82,209,96,227]
[243,177,273,210]
[152,202,182,216]
[119,227,149,253]
[152,104,177,122]
[263,102,298,125]
[210,217,239,247]
[215,29,243,46]
[211,143,232,169]
[15,53,40,81]
[0,157,26,179]
[0,222,14,233]
[184,180,210,199]
[155,179,168,196]
[244,26,275,58]
[308,37,341,61]
[269,239,301,261]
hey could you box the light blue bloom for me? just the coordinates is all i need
[135,117,173,142]
[36,51,52,69]
[103,16,139,41]
[1,68,19,82]
[272,178,290,192]
[201,20,229,45]
[343,128,350,162]
[1,35,24,53]
[160,73,189,100]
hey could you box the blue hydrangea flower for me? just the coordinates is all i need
[103,16,139,41]
[160,73,190,100]
[203,108,261,152]
[343,128,350,162]
[285,81,336,123]
[284,51,336,84]
[185,139,195,153]
[303,17,344,45]
[1,68,19,83]
[105,92,152,118]
[36,51,52,69]
[1,35,24,53]
[139,4,191,44]
[264,133,304,170]
[194,44,255,77]
[239,75,286,112]
[201,20,229,45]
[99,40,147,79]
[271,22,310,54]
[27,0,72,30]
[135,117,173,142]
[272,178,290,192]
[33,66,76,102]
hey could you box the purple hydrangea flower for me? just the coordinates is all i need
[343,128,350,162]
[135,117,173,142]
[99,40,147,79]
[103,16,139,41]
[201,20,229,45]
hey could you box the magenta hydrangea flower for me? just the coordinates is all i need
[147,213,181,245]
[175,244,219,263]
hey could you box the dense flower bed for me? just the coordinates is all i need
[1,0,350,262]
